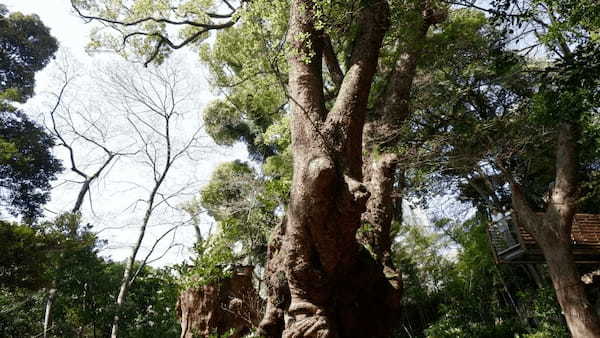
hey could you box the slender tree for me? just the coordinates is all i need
[95,58,207,338]
[40,53,138,338]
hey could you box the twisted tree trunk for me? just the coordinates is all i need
[259,0,393,336]
[259,2,449,336]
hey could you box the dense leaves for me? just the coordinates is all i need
[0,5,62,219]
[0,215,180,337]
[2,0,599,336]
[180,161,281,287]
[395,214,569,337]
[0,4,58,102]
[0,104,63,219]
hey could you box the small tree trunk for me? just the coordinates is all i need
[111,255,135,338]
[43,287,57,338]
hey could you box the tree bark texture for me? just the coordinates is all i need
[510,123,600,337]
[177,266,263,338]
[259,0,394,336]
[360,0,446,276]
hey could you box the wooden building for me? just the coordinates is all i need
[488,214,600,264]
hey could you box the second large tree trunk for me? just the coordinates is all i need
[510,123,600,337]
[542,226,600,337]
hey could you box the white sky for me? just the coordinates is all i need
[3,0,248,266]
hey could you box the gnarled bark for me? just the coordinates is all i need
[509,123,600,337]
[259,2,450,336]
[259,0,393,336]
[177,266,263,338]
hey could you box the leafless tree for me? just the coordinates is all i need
[40,52,137,338]
[91,57,211,338]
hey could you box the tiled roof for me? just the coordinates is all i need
[519,214,600,246]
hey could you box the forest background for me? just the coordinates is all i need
[1,0,599,337]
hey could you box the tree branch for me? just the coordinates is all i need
[323,0,390,161]
[321,34,344,90]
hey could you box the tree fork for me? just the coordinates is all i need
[259,0,393,336]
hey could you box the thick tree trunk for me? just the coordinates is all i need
[543,228,600,337]
[361,153,400,265]
[358,3,446,321]
[259,2,451,336]
[510,123,600,337]
[259,0,393,336]
[260,217,290,337]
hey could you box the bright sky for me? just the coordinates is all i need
[3,0,248,266]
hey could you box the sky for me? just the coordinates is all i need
[3,0,248,266]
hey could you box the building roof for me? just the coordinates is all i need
[489,213,600,264]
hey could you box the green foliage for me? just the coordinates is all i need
[0,7,62,220]
[116,266,180,338]
[0,6,58,102]
[181,160,281,286]
[208,328,235,338]
[199,0,289,162]
[0,221,55,290]
[423,217,526,337]
[75,2,600,337]
[394,214,568,337]
[0,214,91,290]
[1,213,180,337]
[518,287,569,338]
[178,236,236,288]
[199,161,280,242]
[0,103,63,219]
[3,260,181,338]
[0,288,46,337]
[77,0,230,63]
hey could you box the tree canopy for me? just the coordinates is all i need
[0,4,58,102]
[0,5,61,220]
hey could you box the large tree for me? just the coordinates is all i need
[72,0,448,335]
[256,1,399,336]
[444,1,600,336]
[0,104,62,219]
[0,5,61,220]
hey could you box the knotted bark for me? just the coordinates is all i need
[258,1,449,336]
[358,1,447,329]
[177,266,263,338]
[258,0,393,336]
